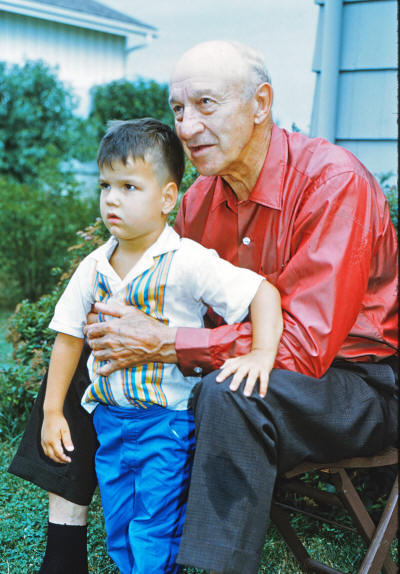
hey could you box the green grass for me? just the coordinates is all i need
[1,433,397,574]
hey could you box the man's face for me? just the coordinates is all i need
[169,64,256,178]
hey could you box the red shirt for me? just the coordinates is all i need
[174,124,398,378]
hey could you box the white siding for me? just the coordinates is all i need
[0,10,127,114]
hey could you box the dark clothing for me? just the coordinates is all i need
[8,346,97,506]
[177,360,398,574]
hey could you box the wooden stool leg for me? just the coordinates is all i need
[271,502,343,574]
[358,476,398,574]
[331,469,398,574]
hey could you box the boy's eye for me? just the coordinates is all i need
[125,184,137,192]
[99,182,110,191]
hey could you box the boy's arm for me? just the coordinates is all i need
[216,280,283,397]
[41,332,85,464]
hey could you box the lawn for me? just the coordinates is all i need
[3,434,393,574]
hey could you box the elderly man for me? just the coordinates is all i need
[10,41,398,574]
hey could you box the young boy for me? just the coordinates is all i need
[41,118,283,574]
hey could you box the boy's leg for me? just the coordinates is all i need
[8,345,97,574]
[93,404,195,574]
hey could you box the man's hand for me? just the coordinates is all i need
[83,301,177,376]
[216,349,275,398]
[41,412,74,464]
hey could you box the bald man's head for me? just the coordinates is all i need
[171,41,271,100]
[169,40,273,186]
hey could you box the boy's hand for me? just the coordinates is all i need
[41,412,74,464]
[216,349,274,398]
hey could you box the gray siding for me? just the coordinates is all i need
[310,0,397,176]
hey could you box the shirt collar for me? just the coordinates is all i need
[91,225,181,280]
[210,123,286,211]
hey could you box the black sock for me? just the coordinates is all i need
[38,522,88,574]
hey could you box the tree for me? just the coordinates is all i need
[0,60,98,303]
[89,78,173,140]
[0,60,76,183]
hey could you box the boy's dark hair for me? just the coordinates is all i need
[97,118,185,187]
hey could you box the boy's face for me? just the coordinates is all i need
[99,156,175,247]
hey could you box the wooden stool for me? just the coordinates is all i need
[271,447,398,574]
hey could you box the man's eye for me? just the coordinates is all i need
[172,105,183,117]
[200,97,213,105]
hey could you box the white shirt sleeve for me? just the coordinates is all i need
[181,239,264,324]
[49,256,97,338]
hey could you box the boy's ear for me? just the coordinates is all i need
[161,182,178,215]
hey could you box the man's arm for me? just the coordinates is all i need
[175,172,397,378]
[84,303,178,376]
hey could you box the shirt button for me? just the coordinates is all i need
[194,366,202,375]
[242,236,251,245]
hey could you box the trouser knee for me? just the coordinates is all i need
[191,370,235,418]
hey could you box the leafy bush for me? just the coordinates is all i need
[90,78,172,138]
[0,176,97,304]
[70,78,175,163]
[377,172,398,231]
[0,60,76,182]
[0,219,109,433]
[0,60,100,304]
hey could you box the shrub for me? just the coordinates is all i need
[90,78,173,140]
[0,60,76,183]
[0,176,97,304]
[377,172,398,231]
[0,60,100,304]
[0,219,109,433]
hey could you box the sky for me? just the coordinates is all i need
[104,0,319,132]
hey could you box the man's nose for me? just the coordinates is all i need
[177,109,204,141]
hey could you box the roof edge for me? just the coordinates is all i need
[0,0,158,37]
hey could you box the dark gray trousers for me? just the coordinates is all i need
[177,360,398,574]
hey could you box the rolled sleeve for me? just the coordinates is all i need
[175,322,253,376]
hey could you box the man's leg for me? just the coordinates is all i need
[177,361,398,574]
[8,346,97,574]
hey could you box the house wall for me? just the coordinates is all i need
[310,0,397,177]
[0,9,127,115]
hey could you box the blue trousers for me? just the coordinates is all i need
[93,404,195,574]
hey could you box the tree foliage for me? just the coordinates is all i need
[90,78,173,138]
[0,176,97,303]
[0,60,98,303]
[0,60,76,182]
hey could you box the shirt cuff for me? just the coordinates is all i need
[175,327,213,376]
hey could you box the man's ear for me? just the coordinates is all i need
[161,181,178,215]
[253,83,273,125]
